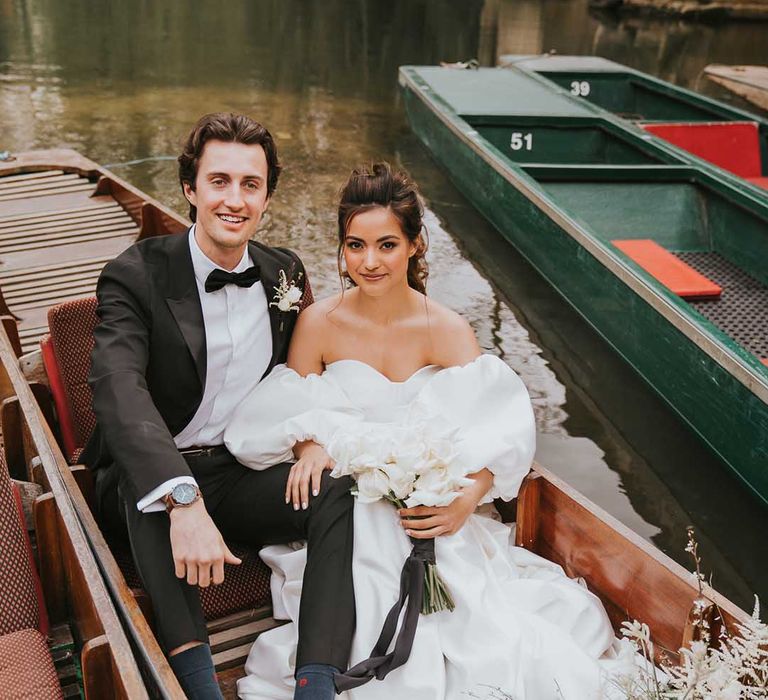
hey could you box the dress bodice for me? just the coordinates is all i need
[323,360,440,422]
[224,353,537,504]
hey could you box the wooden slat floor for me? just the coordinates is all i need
[0,169,140,353]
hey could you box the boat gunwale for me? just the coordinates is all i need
[398,65,768,404]
[500,56,768,129]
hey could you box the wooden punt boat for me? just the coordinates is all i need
[2,295,752,696]
[0,151,752,695]
[705,64,768,113]
[502,55,768,192]
[0,149,186,354]
[399,64,768,505]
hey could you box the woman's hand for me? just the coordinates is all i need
[399,468,494,538]
[286,440,335,511]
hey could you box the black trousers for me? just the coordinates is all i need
[96,450,355,671]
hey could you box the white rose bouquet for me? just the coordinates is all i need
[328,420,473,614]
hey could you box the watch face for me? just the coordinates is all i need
[173,483,198,505]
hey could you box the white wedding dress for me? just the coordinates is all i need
[224,355,633,700]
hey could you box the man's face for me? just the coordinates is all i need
[183,139,270,263]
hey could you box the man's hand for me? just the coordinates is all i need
[169,500,241,587]
[399,468,494,538]
[286,441,335,511]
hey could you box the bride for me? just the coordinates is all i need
[225,163,628,699]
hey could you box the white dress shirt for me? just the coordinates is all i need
[137,226,273,512]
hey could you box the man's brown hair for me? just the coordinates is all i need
[178,112,282,221]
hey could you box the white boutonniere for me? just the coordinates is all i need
[270,268,303,330]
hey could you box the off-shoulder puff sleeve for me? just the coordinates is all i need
[409,354,536,502]
[224,365,364,470]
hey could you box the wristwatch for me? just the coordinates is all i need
[164,483,202,513]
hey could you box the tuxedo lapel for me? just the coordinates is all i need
[164,231,207,388]
[249,242,284,364]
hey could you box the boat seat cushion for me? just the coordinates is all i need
[612,239,722,299]
[747,177,768,190]
[43,296,98,463]
[642,121,762,178]
[112,539,272,621]
[0,452,43,637]
[0,628,63,699]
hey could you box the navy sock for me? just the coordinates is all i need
[294,663,339,700]
[168,644,223,700]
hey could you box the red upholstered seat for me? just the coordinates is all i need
[43,297,272,620]
[747,177,768,190]
[642,121,763,179]
[43,297,98,464]
[0,628,63,699]
[612,240,722,299]
[0,452,46,637]
[112,540,272,620]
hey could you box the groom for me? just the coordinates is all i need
[85,113,354,700]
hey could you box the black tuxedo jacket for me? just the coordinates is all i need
[84,229,310,501]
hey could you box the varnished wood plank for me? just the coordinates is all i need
[0,174,83,194]
[1,396,26,479]
[0,201,118,226]
[1,315,22,357]
[514,471,541,550]
[81,635,117,700]
[0,225,139,254]
[0,255,112,281]
[0,189,99,218]
[0,170,65,185]
[2,269,102,295]
[33,492,68,623]
[526,463,748,662]
[4,278,101,304]
[0,183,95,203]
[0,210,130,236]
[0,221,137,248]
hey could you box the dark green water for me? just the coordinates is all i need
[1,0,767,611]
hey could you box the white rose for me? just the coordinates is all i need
[383,461,416,500]
[277,296,293,312]
[405,489,458,508]
[285,285,302,304]
[355,469,390,503]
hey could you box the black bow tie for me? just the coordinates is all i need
[204,265,261,293]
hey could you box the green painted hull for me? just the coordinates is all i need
[399,65,768,506]
[504,54,768,177]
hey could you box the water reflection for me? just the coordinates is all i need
[1,0,767,609]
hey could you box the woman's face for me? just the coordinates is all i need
[343,206,415,297]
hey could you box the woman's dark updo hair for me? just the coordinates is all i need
[337,162,428,294]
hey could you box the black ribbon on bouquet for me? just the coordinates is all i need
[334,537,435,692]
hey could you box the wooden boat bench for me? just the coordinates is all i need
[40,296,277,670]
[642,121,766,186]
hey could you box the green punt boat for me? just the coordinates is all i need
[398,65,768,505]
[502,55,768,192]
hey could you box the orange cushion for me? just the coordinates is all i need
[747,177,768,190]
[762,359,768,367]
[642,122,762,178]
[612,239,722,299]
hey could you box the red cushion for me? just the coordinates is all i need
[612,239,722,299]
[747,177,768,190]
[43,297,98,463]
[112,540,272,621]
[643,122,762,178]
[0,628,63,699]
[0,455,42,636]
[41,335,79,462]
